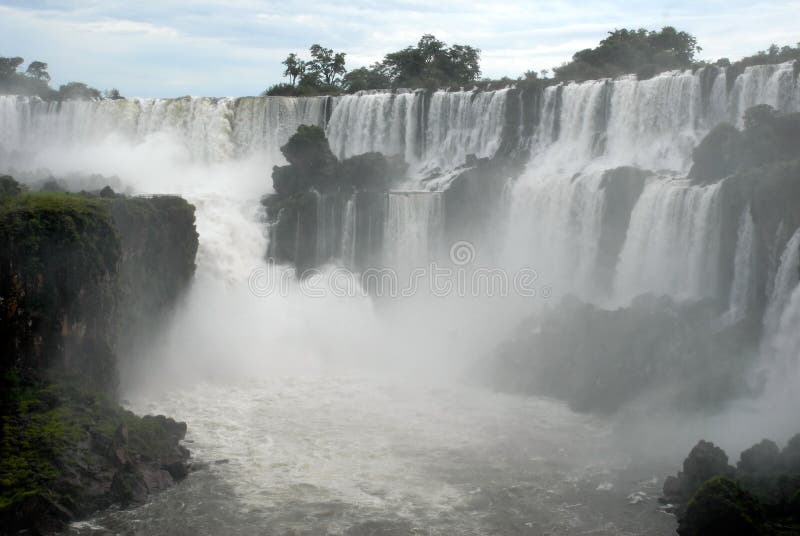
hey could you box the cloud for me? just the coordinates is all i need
[0,0,797,96]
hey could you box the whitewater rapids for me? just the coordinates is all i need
[69,375,675,536]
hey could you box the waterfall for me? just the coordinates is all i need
[341,195,357,268]
[768,282,800,377]
[423,89,508,171]
[326,91,421,164]
[231,96,327,159]
[724,206,757,322]
[1,60,799,301]
[613,178,723,303]
[315,191,340,263]
[506,170,607,300]
[325,89,509,183]
[759,230,800,402]
[730,61,800,122]
[0,95,327,163]
[508,61,798,308]
[763,228,800,339]
[383,192,444,271]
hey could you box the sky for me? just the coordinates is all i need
[0,0,798,97]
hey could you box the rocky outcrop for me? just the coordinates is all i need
[485,294,757,413]
[0,383,190,535]
[663,435,800,535]
[0,179,198,534]
[263,125,406,271]
[689,106,800,323]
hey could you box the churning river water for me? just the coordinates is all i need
[68,374,676,535]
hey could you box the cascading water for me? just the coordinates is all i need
[326,91,422,164]
[730,61,800,122]
[0,95,327,163]
[326,89,509,184]
[613,178,724,303]
[382,192,444,271]
[763,228,800,340]
[724,206,757,323]
[507,60,799,307]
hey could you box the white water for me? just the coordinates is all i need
[763,228,800,342]
[383,192,444,271]
[725,206,757,323]
[326,89,508,182]
[507,61,799,305]
[613,179,723,303]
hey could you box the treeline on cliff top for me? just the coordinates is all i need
[5,27,797,101]
[264,30,800,96]
[0,56,121,101]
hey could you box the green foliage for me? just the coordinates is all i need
[377,34,481,90]
[0,55,105,100]
[270,44,346,95]
[104,88,123,100]
[282,52,305,86]
[270,34,480,94]
[0,57,24,78]
[0,175,24,200]
[0,381,185,512]
[554,26,700,81]
[307,44,346,86]
[0,191,118,276]
[342,66,392,92]
[680,477,765,536]
[666,435,800,535]
[58,82,102,101]
[25,61,50,82]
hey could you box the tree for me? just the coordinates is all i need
[104,88,123,100]
[0,57,24,79]
[282,53,305,86]
[380,34,481,89]
[554,26,701,81]
[343,66,391,92]
[58,82,101,101]
[25,61,50,82]
[307,44,346,86]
